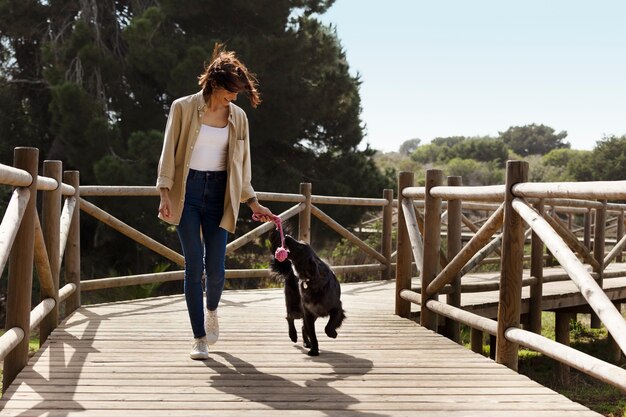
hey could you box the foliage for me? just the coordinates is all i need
[445,158,504,185]
[324,218,389,282]
[499,123,570,156]
[582,135,626,181]
[411,135,508,167]
[372,150,424,191]
[535,148,593,181]
[412,142,447,164]
[527,154,571,182]
[398,138,421,156]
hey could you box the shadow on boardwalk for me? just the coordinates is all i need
[204,349,388,416]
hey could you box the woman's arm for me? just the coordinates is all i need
[156,101,182,191]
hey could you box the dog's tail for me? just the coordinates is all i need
[338,308,347,328]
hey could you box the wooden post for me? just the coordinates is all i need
[444,176,462,343]
[395,172,414,318]
[64,171,81,314]
[3,147,38,393]
[617,210,624,262]
[607,302,622,362]
[489,334,497,360]
[496,160,528,371]
[555,311,571,386]
[589,209,596,251]
[591,201,606,329]
[381,188,393,280]
[298,183,312,244]
[421,169,443,332]
[529,200,544,334]
[40,160,62,345]
[470,328,483,355]
[583,209,592,254]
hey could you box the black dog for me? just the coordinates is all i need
[270,233,346,356]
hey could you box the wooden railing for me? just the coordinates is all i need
[3,146,626,395]
[77,183,394,291]
[0,148,80,393]
[396,161,626,392]
[0,146,393,392]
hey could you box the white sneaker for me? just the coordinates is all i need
[205,309,219,345]
[189,336,209,360]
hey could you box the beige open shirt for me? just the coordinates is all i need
[156,91,256,233]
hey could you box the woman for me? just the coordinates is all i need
[157,44,273,360]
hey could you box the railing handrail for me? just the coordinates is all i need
[0,162,76,195]
[1,149,80,393]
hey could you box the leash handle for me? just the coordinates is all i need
[252,213,289,261]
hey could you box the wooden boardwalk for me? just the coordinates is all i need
[1,280,604,416]
[459,263,626,318]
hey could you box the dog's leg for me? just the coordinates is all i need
[303,310,319,356]
[302,324,310,348]
[286,316,297,343]
[284,273,301,343]
[325,307,345,339]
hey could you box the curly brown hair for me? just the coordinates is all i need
[198,43,261,108]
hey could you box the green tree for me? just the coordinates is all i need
[411,143,447,164]
[410,136,507,166]
[499,124,569,156]
[582,135,626,181]
[398,138,421,156]
[0,0,389,280]
[450,137,508,166]
[538,148,591,181]
[372,150,423,190]
[446,158,504,185]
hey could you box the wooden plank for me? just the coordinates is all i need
[3,404,599,417]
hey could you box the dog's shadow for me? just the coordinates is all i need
[203,349,388,417]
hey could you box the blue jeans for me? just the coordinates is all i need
[177,169,228,338]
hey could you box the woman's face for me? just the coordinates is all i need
[212,88,238,108]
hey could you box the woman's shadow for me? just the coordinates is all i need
[203,348,389,417]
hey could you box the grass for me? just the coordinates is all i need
[463,312,626,417]
[518,324,626,417]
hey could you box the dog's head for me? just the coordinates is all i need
[282,234,311,256]
[283,235,322,279]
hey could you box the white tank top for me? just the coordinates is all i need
[188,124,229,171]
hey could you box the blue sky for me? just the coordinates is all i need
[318,1,626,153]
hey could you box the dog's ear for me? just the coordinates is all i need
[306,258,320,277]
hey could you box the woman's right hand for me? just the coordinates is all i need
[158,188,173,219]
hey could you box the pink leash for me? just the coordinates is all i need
[252,213,289,262]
